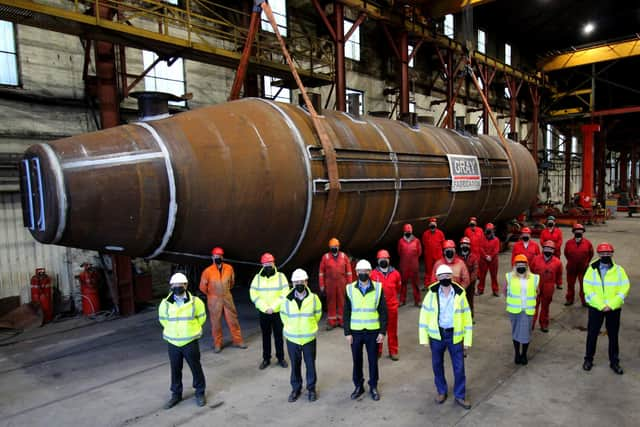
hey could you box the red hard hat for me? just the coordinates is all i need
[485,223,495,230]
[469,217,477,223]
[428,217,437,223]
[211,247,224,256]
[403,223,413,233]
[596,242,614,253]
[521,227,531,234]
[442,240,456,249]
[572,223,585,232]
[460,237,471,245]
[376,249,391,259]
[260,253,275,264]
[542,240,556,249]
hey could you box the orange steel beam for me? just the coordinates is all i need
[540,37,640,72]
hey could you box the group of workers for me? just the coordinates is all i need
[157,216,630,411]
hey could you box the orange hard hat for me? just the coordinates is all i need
[442,240,456,249]
[542,240,556,249]
[596,242,614,253]
[260,253,275,264]
[376,249,391,259]
[328,238,340,247]
[460,236,471,245]
[513,254,529,265]
[485,223,495,230]
[428,217,437,223]
[211,247,224,256]
[403,223,413,233]
[572,223,585,232]
[521,227,531,234]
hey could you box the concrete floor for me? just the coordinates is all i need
[1,217,639,427]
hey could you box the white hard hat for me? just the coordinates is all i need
[169,272,188,285]
[291,268,309,282]
[435,264,453,277]
[355,259,372,271]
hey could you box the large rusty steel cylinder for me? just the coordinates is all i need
[20,98,537,267]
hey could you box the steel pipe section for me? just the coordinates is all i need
[20,98,537,267]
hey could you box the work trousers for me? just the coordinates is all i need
[400,269,421,305]
[378,307,398,356]
[208,299,243,348]
[585,307,621,365]
[168,340,206,397]
[566,265,587,304]
[466,281,476,317]
[534,283,555,329]
[478,259,499,293]
[326,280,346,326]
[351,331,380,388]
[429,328,466,399]
[259,311,284,362]
[287,339,317,392]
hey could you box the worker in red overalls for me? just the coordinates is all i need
[430,240,470,288]
[511,227,541,265]
[421,217,445,292]
[563,223,594,306]
[397,223,422,306]
[464,217,484,257]
[531,240,563,332]
[540,215,563,259]
[318,238,352,330]
[478,223,500,296]
[371,250,402,361]
[459,237,479,317]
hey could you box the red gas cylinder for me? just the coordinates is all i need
[78,264,101,315]
[30,268,53,323]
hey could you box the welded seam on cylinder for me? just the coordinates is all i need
[62,152,165,169]
[339,111,368,124]
[37,143,67,244]
[163,250,262,266]
[132,122,178,259]
[369,120,400,245]
[256,99,312,268]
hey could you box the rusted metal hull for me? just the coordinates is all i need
[20,98,538,267]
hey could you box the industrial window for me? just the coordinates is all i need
[504,121,511,136]
[0,20,19,86]
[559,134,566,156]
[142,51,186,106]
[409,102,416,113]
[408,45,414,68]
[477,117,484,135]
[346,88,364,115]
[571,136,578,154]
[477,29,486,54]
[262,0,287,37]
[164,0,178,5]
[344,20,360,61]
[263,76,291,103]
[546,124,553,159]
[504,86,511,99]
[477,76,483,91]
[504,43,512,65]
[444,14,454,39]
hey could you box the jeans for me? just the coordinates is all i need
[429,328,466,399]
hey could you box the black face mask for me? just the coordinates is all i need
[574,233,583,239]
[470,224,476,228]
[404,232,411,238]
[600,256,612,265]
[172,286,186,296]
[440,278,452,287]
[429,224,436,230]
[543,251,553,258]
[294,284,306,293]
[378,260,389,268]
[547,222,554,228]
[485,232,493,238]
[461,247,470,255]
[330,247,338,255]
[214,257,222,265]
[516,266,527,274]
[262,266,275,277]
[444,249,455,259]
[522,236,530,242]
[358,273,370,282]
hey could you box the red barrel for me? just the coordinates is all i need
[30,268,53,323]
[78,264,101,315]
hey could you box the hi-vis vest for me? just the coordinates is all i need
[159,292,207,347]
[505,272,539,315]
[346,281,382,331]
[583,261,630,311]
[250,269,289,313]
[280,288,323,345]
[419,283,473,346]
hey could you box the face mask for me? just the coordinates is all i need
[440,278,452,287]
[574,233,583,239]
[600,256,612,265]
[485,232,493,238]
[470,224,476,228]
[522,236,530,242]
[444,249,455,259]
[429,224,436,230]
[543,251,553,258]
[516,266,527,274]
[358,273,369,282]
[461,247,470,255]
[547,222,554,228]
[262,266,275,276]
[404,232,411,238]
[172,286,186,296]
[378,260,389,268]
[294,284,306,293]
[330,247,338,255]
[214,257,222,265]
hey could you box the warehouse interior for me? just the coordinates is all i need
[1,1,639,426]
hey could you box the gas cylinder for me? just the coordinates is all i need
[30,268,53,323]
[78,263,101,315]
